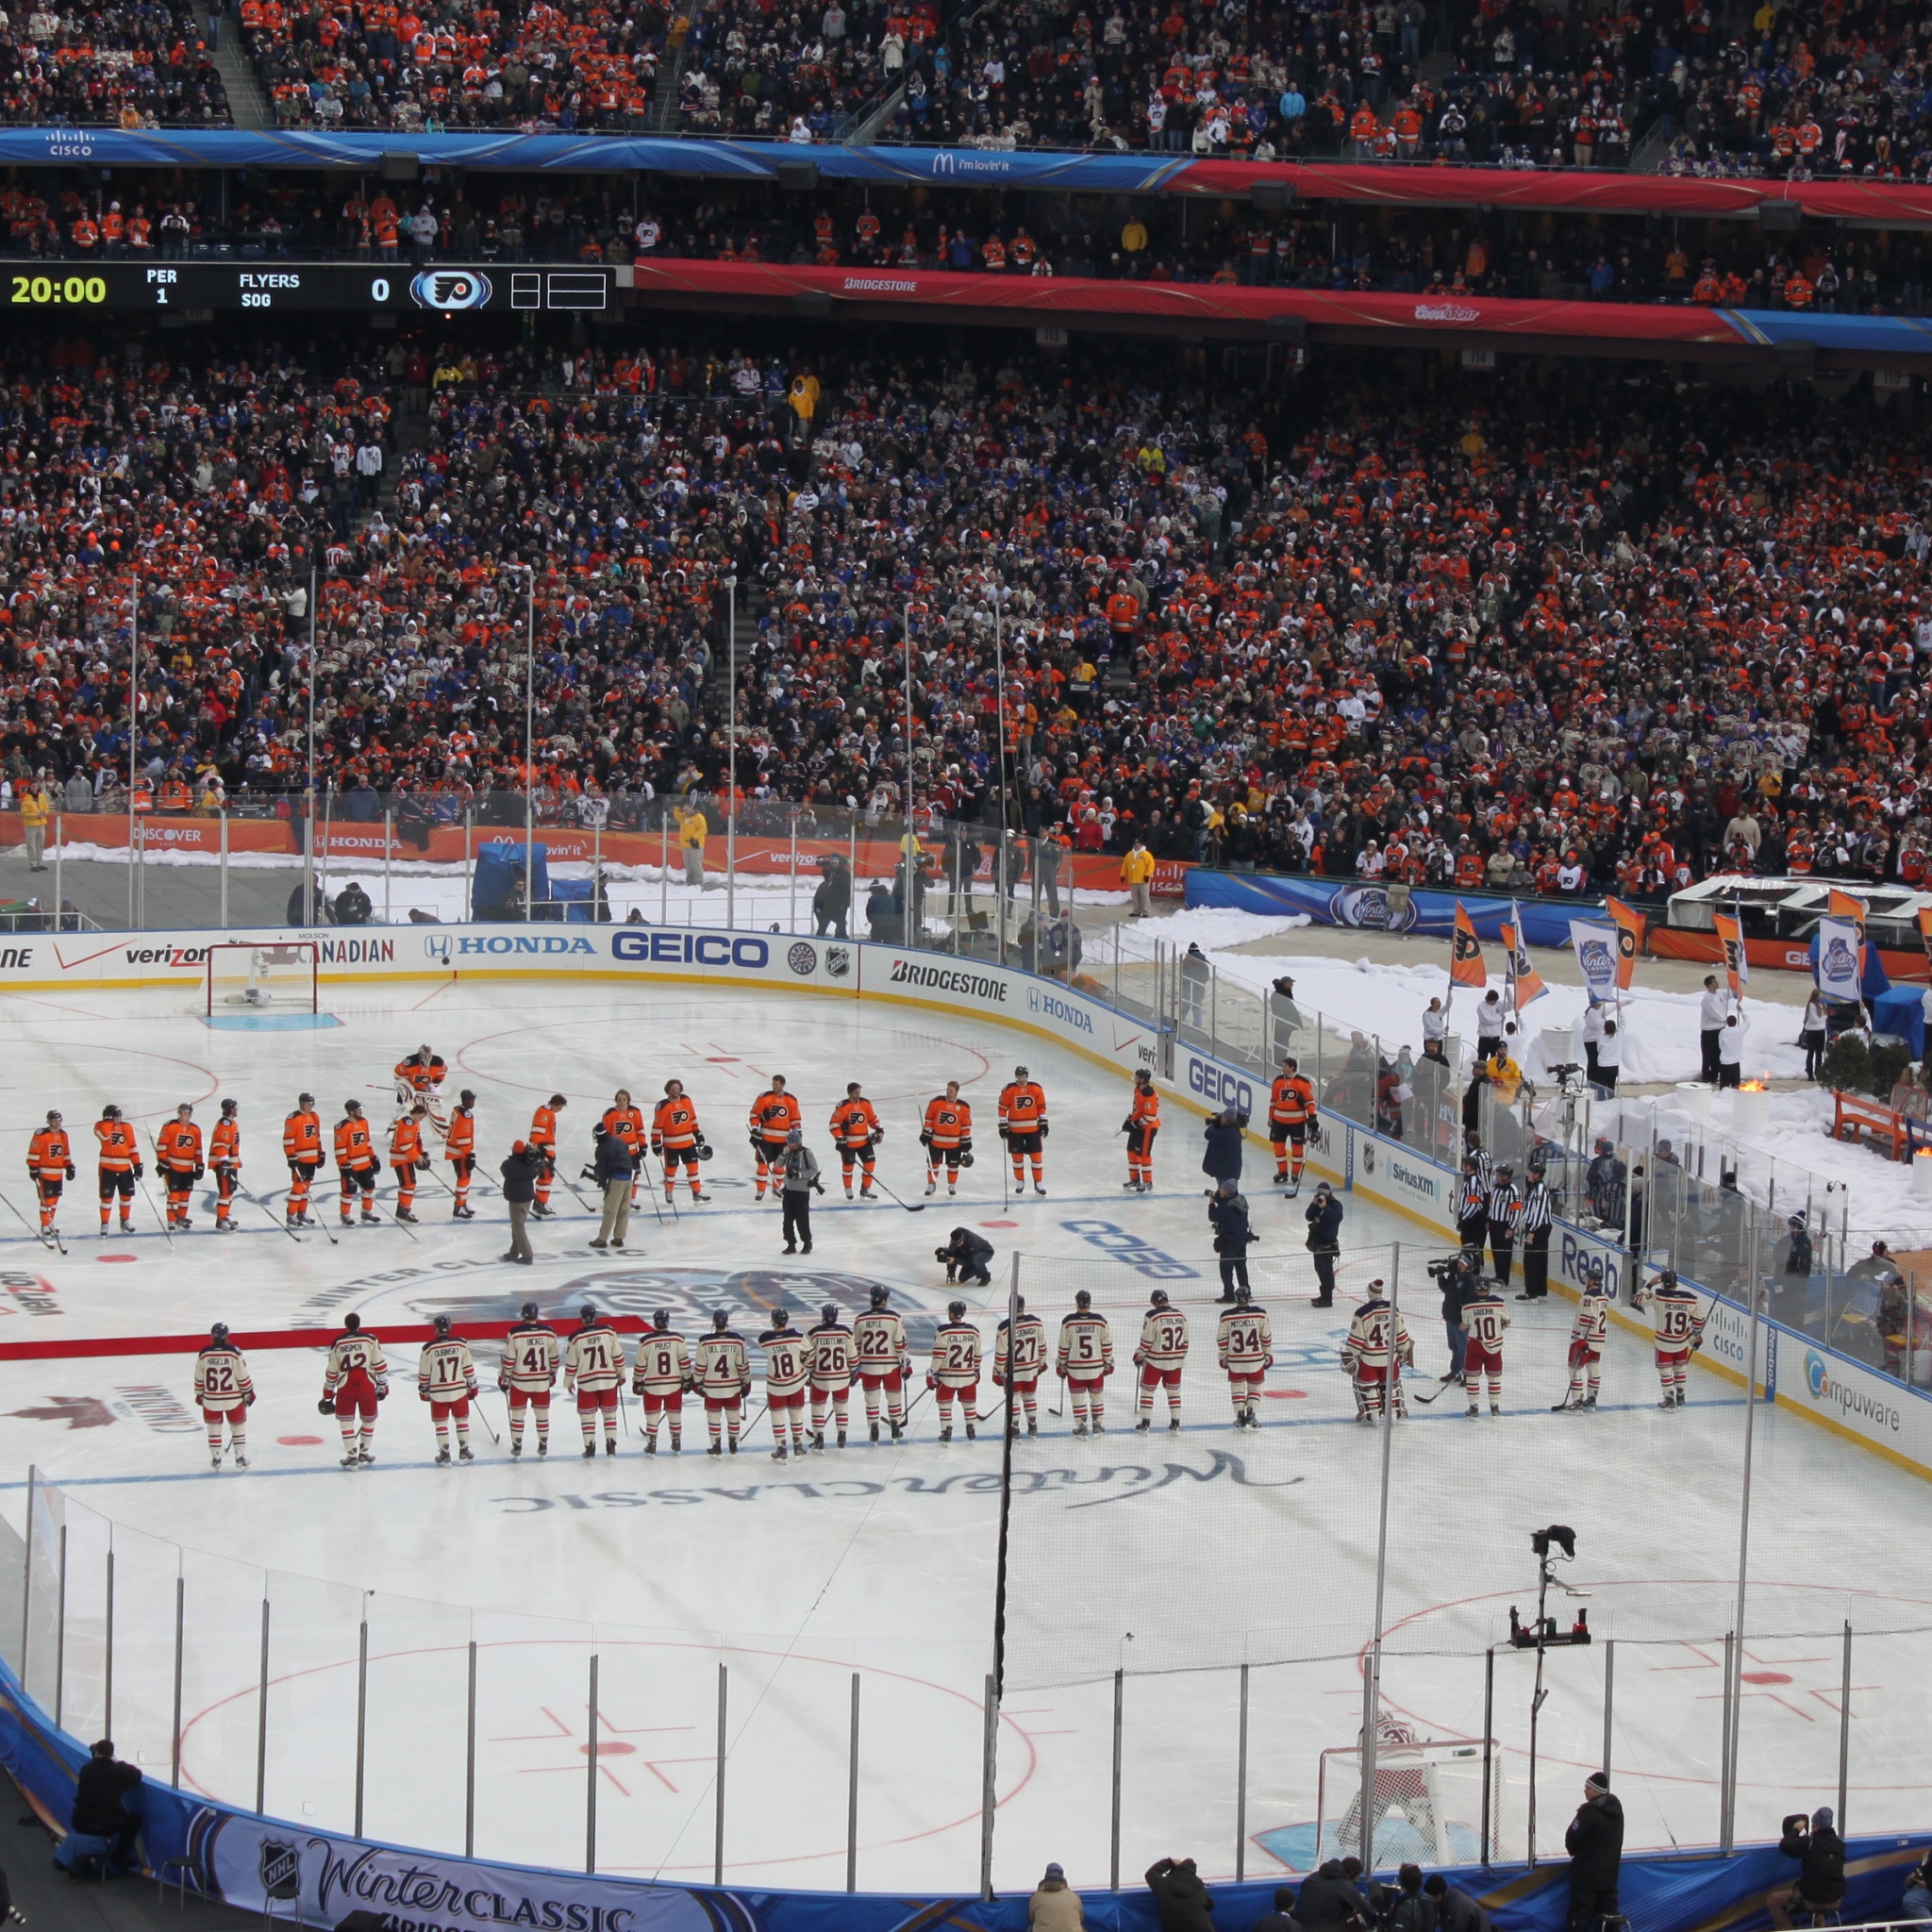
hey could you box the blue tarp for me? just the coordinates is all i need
[471,838,552,920]
[1873,985,1926,1057]
[1186,869,1588,948]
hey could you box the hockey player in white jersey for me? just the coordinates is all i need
[1340,1279,1413,1421]
[808,1304,855,1449]
[418,1313,480,1464]
[991,1294,1047,1437]
[1057,1290,1115,1436]
[499,1301,560,1457]
[193,1323,255,1469]
[1215,1285,1272,1428]
[760,1306,812,1460]
[564,1305,626,1458]
[1459,1280,1509,1417]
[631,1308,692,1454]
[696,1309,750,1456]
[852,1285,908,1443]
[929,1301,984,1442]
[1134,1287,1190,1431]
[1553,1280,1613,1410]
[1634,1266,1706,1407]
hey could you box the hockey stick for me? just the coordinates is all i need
[636,1149,671,1225]
[0,1186,62,1256]
[133,1160,176,1252]
[230,1176,306,1244]
[865,1174,926,1213]
[1051,1374,1066,1419]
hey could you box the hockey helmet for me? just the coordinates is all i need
[1234,1285,1252,1305]
[711,1308,731,1329]
[1150,1289,1171,1307]
[102,1104,123,1121]
[209,1322,230,1345]
[343,1098,362,1115]
[770,1304,791,1326]
[520,1301,540,1323]
[580,1304,599,1325]
[653,1309,672,1331]
[44,1109,60,1124]
[1074,1289,1092,1309]
[459,1089,476,1108]
[221,1098,238,1116]
[433,1313,452,1337]
[870,1285,890,1307]
[1014,1064,1028,1079]
[948,1300,967,1322]
[822,1304,839,1324]
[298,1092,315,1108]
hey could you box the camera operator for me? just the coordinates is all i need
[1306,1181,1343,1308]
[1767,1807,1845,1930]
[1433,1249,1482,1386]
[73,1736,144,1871]
[1564,1772,1623,1932]
[1386,1864,1435,1932]
[1202,1107,1248,1189]
[1208,1178,1257,1303]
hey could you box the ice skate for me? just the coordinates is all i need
[1033,1183,1046,1195]
[836,1429,847,1447]
[940,1424,953,1442]
[1091,1421,1106,1434]
[1168,1417,1180,1432]
[436,1446,451,1465]
[452,1204,475,1220]
[235,1453,248,1469]
[358,1447,375,1466]
[1135,1415,1150,1432]
[604,1437,617,1456]
[1658,1396,1677,1409]
[1579,1396,1597,1410]
[217,1218,235,1232]
[511,1438,523,1457]
[644,1438,657,1454]
[1674,1389,1687,1406]
[530,1204,555,1218]
[965,1421,975,1441]
[1026,1420,1038,1436]
[396,1209,419,1224]
[890,1422,903,1441]
[869,1421,879,1442]
[537,1439,548,1456]
[1490,1405,1500,1417]
[210,1450,223,1469]
[1553,1395,1579,1411]
[708,1442,723,1457]
[811,1430,824,1450]
[1074,1421,1089,1437]
[924,1179,937,1196]
[361,1210,380,1225]
[582,1441,597,1458]
[341,1450,360,1468]
[772,1444,788,1461]
[1467,1404,1480,1417]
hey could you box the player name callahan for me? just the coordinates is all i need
[888,958,1008,1000]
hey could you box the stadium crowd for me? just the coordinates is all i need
[0,0,227,125]
[6,174,1929,315]
[873,0,1932,175]
[0,325,1929,902]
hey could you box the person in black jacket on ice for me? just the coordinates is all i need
[1208,1179,1256,1303]
[1565,1773,1624,1932]
[1293,1858,1370,1929]
[1306,1183,1344,1307]
[1201,1108,1247,1188]
[1144,1855,1214,1931]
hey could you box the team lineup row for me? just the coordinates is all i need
[185,1287,1279,1470]
[13,1046,1219,1242]
[179,1265,1712,1474]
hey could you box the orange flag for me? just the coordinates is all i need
[1502,915,1549,1011]
[1606,896,1645,991]
[1451,902,1488,989]
[1713,910,1748,1000]
[1919,906,1932,969]
[1828,888,1867,939]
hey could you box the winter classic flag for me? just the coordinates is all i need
[1815,917,1863,1003]
[1451,902,1488,989]
[1504,908,1548,1009]
[1713,910,1749,1000]
[1919,906,1932,968]
[1827,887,1868,938]
[1605,897,1644,991]
[1569,922,1621,1002]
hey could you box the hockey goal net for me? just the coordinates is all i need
[206,941,319,1015]
[1315,1738,1506,1868]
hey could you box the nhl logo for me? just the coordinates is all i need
[258,1839,300,1902]
[1361,1141,1376,1174]
[824,946,852,979]
[786,941,818,977]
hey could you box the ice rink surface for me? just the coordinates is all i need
[0,979,1924,1895]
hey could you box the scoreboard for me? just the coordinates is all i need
[7,262,613,314]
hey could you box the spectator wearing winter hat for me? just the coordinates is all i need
[1029,1860,1085,1928]
[1768,1808,1845,1929]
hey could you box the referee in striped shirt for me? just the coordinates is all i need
[1517,1167,1555,1300]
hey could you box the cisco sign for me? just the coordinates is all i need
[612,931,771,969]
[1185,1053,1253,1115]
